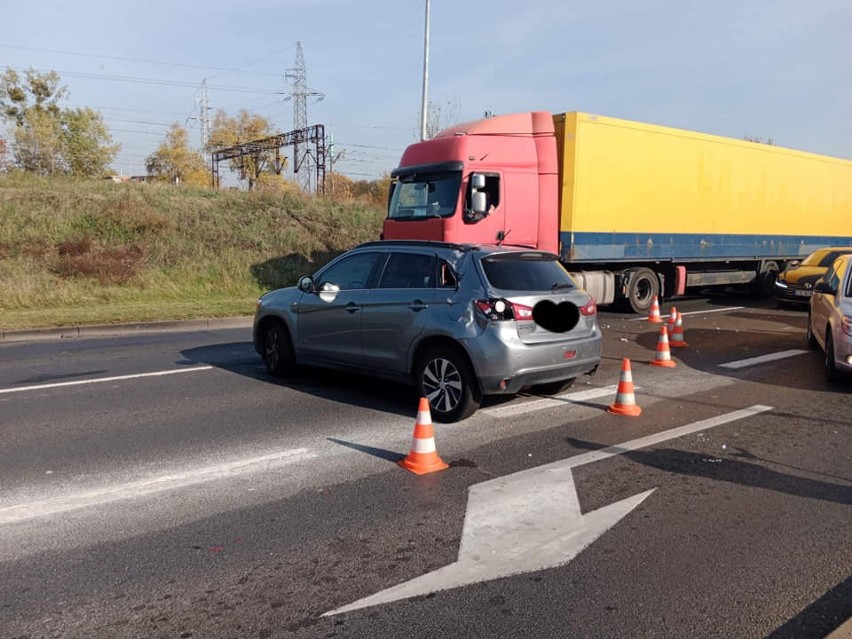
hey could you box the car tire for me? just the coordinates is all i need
[805,312,818,350]
[530,377,576,396]
[415,346,481,423]
[824,331,839,383]
[262,320,295,377]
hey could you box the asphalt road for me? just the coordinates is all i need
[1,292,850,639]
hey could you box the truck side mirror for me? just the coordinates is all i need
[471,191,487,214]
[468,173,489,218]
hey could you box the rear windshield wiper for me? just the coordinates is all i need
[551,282,574,291]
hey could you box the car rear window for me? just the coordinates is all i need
[480,253,575,291]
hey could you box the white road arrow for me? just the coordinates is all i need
[324,405,772,616]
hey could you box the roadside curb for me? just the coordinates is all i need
[0,316,254,344]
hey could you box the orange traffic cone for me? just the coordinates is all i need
[608,358,642,417]
[647,296,662,323]
[398,398,449,475]
[667,306,679,334]
[670,312,688,348]
[650,325,677,367]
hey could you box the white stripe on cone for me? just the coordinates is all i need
[417,409,432,425]
[411,437,437,454]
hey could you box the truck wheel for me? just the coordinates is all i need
[624,268,660,314]
[415,346,481,422]
[752,261,779,298]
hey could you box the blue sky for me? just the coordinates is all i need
[2,0,850,182]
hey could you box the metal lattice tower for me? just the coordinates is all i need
[188,79,213,161]
[199,79,212,151]
[285,42,324,192]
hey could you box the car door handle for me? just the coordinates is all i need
[408,301,429,312]
[345,302,362,314]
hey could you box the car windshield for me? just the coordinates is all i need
[480,252,575,291]
[800,249,851,267]
[388,172,462,220]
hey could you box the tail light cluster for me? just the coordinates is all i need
[579,298,597,316]
[475,299,533,321]
[475,298,598,321]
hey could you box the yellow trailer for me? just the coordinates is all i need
[554,112,852,309]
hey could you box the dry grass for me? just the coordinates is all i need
[0,173,386,329]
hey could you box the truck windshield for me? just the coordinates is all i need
[388,172,462,220]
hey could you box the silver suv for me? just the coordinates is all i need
[253,241,602,421]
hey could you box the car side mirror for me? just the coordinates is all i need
[813,280,835,295]
[297,275,315,293]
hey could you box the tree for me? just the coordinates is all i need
[146,124,208,186]
[1,67,119,177]
[0,68,68,127]
[12,108,65,175]
[0,136,9,173]
[62,107,120,176]
[208,109,282,190]
[743,135,775,146]
[424,99,461,139]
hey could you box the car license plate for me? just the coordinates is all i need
[794,290,812,297]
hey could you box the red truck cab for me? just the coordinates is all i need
[383,111,559,254]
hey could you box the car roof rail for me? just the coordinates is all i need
[358,239,477,252]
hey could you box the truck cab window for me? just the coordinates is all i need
[387,172,462,220]
[464,174,500,224]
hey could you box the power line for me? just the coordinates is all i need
[0,43,282,77]
[8,66,279,94]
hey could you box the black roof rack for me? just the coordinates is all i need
[356,239,478,252]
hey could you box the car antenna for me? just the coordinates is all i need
[496,229,511,246]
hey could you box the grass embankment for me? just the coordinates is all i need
[0,173,385,330]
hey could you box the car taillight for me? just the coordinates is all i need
[579,298,597,316]
[475,299,533,321]
[842,316,852,336]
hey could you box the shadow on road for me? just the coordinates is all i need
[764,575,852,639]
[567,437,852,506]
[180,341,424,419]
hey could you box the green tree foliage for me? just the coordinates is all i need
[0,68,68,127]
[208,109,281,190]
[0,136,10,173]
[61,107,120,176]
[328,172,391,207]
[12,108,65,175]
[145,124,208,187]
[0,67,119,177]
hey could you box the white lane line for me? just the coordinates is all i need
[553,404,773,470]
[0,448,312,525]
[629,306,744,321]
[719,350,807,369]
[0,366,214,395]
[484,385,618,418]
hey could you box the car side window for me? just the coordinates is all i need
[845,264,852,297]
[439,260,458,288]
[824,260,842,292]
[318,252,384,291]
[378,253,436,289]
[833,260,848,295]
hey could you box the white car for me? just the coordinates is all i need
[807,254,852,381]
